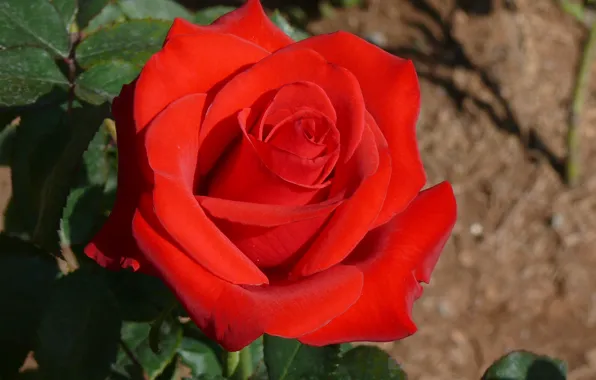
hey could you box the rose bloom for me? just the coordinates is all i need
[86,0,457,351]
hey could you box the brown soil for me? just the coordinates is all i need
[310,0,596,378]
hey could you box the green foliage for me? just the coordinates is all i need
[263,335,340,380]
[178,338,224,377]
[35,269,122,380]
[270,10,309,41]
[113,320,183,379]
[0,235,58,378]
[75,60,139,104]
[0,48,69,106]
[195,6,236,25]
[0,0,70,56]
[80,0,123,32]
[107,270,176,322]
[76,19,171,68]
[336,346,407,379]
[482,351,567,380]
[118,0,193,21]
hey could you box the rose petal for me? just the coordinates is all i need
[134,31,269,133]
[167,0,293,52]
[132,201,364,351]
[206,110,328,205]
[298,182,456,345]
[144,94,268,285]
[84,81,149,272]
[197,194,342,227]
[290,125,389,278]
[198,47,365,177]
[213,214,329,268]
[255,81,337,142]
[294,32,426,223]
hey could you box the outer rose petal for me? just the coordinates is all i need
[294,32,426,224]
[84,81,149,272]
[132,201,364,351]
[143,94,268,285]
[167,0,293,52]
[298,182,457,345]
[134,31,269,133]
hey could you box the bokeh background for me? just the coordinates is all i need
[2,0,595,379]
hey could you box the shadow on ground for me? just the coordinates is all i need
[388,0,565,180]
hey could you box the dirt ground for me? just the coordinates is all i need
[310,0,596,378]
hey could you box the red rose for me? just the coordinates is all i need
[86,0,456,351]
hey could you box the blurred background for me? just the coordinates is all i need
[2,0,596,379]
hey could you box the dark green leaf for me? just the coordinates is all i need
[154,354,180,380]
[0,235,58,378]
[0,48,69,106]
[119,0,193,21]
[115,320,183,380]
[60,185,105,246]
[75,60,139,104]
[269,10,309,41]
[51,0,78,27]
[108,270,175,322]
[339,343,354,353]
[263,335,340,380]
[7,105,68,237]
[35,270,122,380]
[32,102,110,251]
[336,346,407,380]
[0,0,70,56]
[0,121,17,165]
[81,120,115,187]
[194,6,235,25]
[482,351,567,380]
[81,1,125,32]
[178,337,223,377]
[78,0,110,29]
[76,19,171,68]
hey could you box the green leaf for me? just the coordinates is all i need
[35,270,122,380]
[263,335,340,380]
[177,338,223,377]
[0,48,69,106]
[0,120,17,165]
[118,0,193,21]
[78,0,110,28]
[115,320,183,380]
[76,19,171,68]
[7,105,68,237]
[269,10,309,41]
[75,60,139,104]
[154,354,180,380]
[336,346,407,380]
[194,6,235,25]
[51,0,78,27]
[107,270,175,322]
[0,234,58,378]
[81,120,116,188]
[0,0,70,57]
[482,351,567,380]
[80,0,123,32]
[32,102,110,251]
[60,185,105,246]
